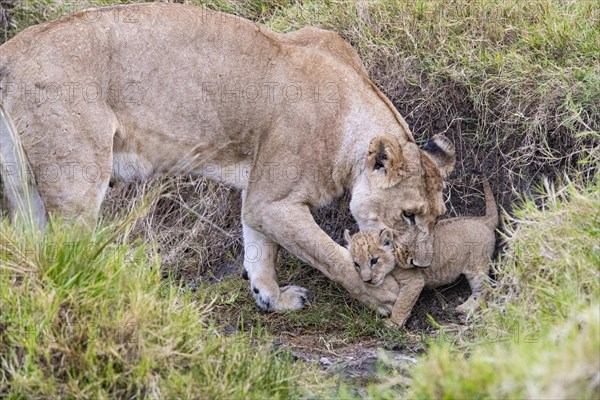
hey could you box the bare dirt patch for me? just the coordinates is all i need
[274,333,417,387]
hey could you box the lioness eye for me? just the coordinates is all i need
[403,211,416,225]
[353,262,360,270]
[370,258,378,266]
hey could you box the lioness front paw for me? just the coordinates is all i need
[275,285,311,311]
[251,284,311,312]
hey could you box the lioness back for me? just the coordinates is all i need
[1,2,400,222]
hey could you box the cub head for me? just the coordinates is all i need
[349,134,455,267]
[344,229,396,286]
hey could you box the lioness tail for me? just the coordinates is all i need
[0,102,47,230]
[482,180,498,229]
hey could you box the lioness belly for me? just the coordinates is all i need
[111,128,254,190]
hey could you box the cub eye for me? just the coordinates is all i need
[370,258,378,266]
[353,262,360,270]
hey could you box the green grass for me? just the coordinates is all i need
[406,306,599,399]
[0,219,334,399]
[4,175,597,398]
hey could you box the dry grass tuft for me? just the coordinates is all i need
[101,177,243,282]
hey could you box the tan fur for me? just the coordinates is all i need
[0,3,455,314]
[346,181,498,326]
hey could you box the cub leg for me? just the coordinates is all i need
[387,269,425,327]
[456,270,488,314]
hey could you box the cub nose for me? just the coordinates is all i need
[411,259,430,268]
[365,278,373,284]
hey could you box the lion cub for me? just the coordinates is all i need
[345,181,498,327]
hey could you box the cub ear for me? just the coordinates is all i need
[421,134,456,178]
[343,229,352,246]
[378,228,393,248]
[367,135,404,188]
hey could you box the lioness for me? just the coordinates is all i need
[0,3,455,314]
[345,180,498,326]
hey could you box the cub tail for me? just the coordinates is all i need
[0,102,47,231]
[482,180,498,229]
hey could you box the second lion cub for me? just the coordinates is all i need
[345,181,498,327]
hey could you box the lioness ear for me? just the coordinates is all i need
[343,229,352,246]
[379,228,393,248]
[421,134,456,178]
[367,135,404,187]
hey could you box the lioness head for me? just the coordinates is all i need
[349,134,455,267]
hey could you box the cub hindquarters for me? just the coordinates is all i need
[345,181,498,327]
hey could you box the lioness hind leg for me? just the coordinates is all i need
[17,104,116,227]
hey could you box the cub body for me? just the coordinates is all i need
[345,181,498,326]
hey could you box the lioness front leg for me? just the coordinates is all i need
[242,220,310,311]
[242,199,399,314]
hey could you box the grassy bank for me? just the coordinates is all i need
[404,173,600,399]
[1,175,598,398]
[0,218,335,398]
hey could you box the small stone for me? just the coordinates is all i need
[319,357,331,365]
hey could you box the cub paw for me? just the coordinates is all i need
[455,297,479,314]
[384,318,400,329]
